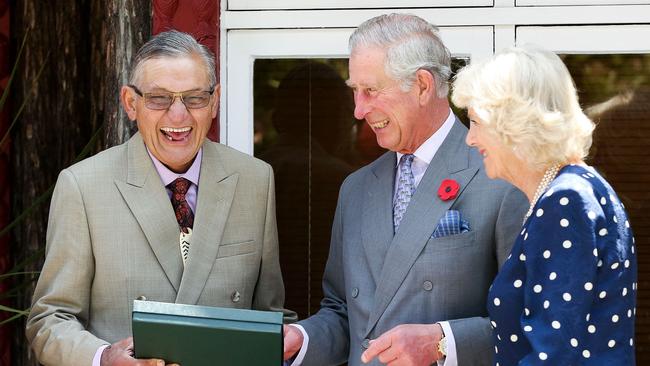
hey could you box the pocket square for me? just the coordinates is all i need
[431,210,470,238]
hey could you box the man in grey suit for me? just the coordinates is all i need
[26,30,294,366]
[283,14,527,366]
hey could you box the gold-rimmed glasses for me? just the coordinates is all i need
[128,85,215,110]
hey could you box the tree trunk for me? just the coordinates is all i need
[92,0,151,147]
[10,1,149,364]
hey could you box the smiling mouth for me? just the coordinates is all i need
[369,119,389,129]
[160,126,192,142]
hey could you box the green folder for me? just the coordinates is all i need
[132,300,283,365]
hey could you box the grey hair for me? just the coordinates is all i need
[349,13,452,97]
[129,30,216,88]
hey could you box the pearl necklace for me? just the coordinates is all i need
[523,163,561,224]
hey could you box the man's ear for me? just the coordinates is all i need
[210,84,221,119]
[415,69,436,105]
[120,86,138,121]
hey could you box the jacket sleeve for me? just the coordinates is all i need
[26,169,109,366]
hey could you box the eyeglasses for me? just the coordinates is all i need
[128,85,215,110]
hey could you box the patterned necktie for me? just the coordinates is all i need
[393,154,415,233]
[168,178,194,262]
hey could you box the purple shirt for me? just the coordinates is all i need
[92,147,202,365]
[147,148,202,213]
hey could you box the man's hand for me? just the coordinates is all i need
[283,324,304,361]
[100,337,178,366]
[361,323,444,365]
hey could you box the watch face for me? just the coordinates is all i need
[438,337,447,356]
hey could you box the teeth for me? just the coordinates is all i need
[161,127,191,133]
[370,119,389,129]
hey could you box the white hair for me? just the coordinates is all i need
[451,45,595,169]
[349,13,451,97]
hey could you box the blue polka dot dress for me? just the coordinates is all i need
[487,165,637,365]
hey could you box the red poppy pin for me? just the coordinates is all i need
[438,179,460,201]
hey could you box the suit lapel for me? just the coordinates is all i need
[115,133,183,292]
[361,152,397,281]
[365,120,480,336]
[176,142,238,304]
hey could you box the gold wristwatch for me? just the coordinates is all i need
[437,327,447,357]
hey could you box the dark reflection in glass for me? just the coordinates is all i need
[254,57,469,319]
[562,54,650,362]
[255,60,356,318]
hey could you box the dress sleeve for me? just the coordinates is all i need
[519,187,600,364]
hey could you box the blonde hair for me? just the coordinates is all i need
[451,46,594,169]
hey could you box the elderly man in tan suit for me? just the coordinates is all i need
[26,30,295,366]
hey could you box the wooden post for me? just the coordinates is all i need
[93,0,151,147]
[0,0,12,364]
[10,1,149,364]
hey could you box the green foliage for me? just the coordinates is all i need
[0,30,104,325]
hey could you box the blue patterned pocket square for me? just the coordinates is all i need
[431,210,470,238]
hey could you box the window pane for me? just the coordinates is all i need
[254,59,355,318]
[254,57,469,318]
[561,53,650,362]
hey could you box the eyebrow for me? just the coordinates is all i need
[148,84,204,93]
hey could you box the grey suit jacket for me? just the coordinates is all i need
[298,119,527,366]
[26,133,295,366]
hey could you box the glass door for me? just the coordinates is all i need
[224,26,493,318]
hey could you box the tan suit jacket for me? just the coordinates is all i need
[26,133,294,366]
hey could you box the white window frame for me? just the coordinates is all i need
[219,1,650,153]
[228,0,492,11]
[517,0,649,6]
[517,25,650,53]
[222,27,493,154]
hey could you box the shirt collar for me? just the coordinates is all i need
[396,108,456,166]
[147,147,202,187]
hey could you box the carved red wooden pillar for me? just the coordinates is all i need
[0,0,11,364]
[152,0,221,142]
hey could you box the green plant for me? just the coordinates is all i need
[0,30,105,325]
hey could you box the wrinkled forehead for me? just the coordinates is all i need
[134,55,211,89]
[347,46,391,85]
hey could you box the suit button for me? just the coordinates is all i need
[423,281,433,291]
[136,295,147,301]
[231,290,240,302]
[352,288,359,298]
[361,338,370,349]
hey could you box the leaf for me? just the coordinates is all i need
[0,304,29,315]
[0,47,51,149]
[0,122,105,239]
[0,312,27,326]
[0,30,28,112]
[0,271,40,280]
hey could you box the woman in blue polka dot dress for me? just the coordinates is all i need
[451,46,637,365]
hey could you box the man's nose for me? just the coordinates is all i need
[354,94,371,120]
[167,98,189,121]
